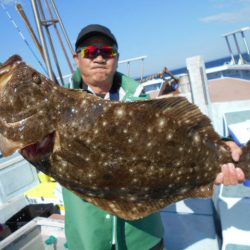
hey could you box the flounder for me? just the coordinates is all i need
[0,55,250,220]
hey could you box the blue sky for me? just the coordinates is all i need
[1,0,250,79]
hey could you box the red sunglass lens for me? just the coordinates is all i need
[82,46,116,58]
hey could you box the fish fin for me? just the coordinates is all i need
[154,96,210,123]
[146,96,197,112]
[79,195,168,220]
[129,96,212,134]
[180,183,214,199]
[0,133,23,156]
[148,96,221,141]
[74,183,214,220]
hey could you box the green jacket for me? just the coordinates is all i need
[63,69,164,250]
[71,68,148,102]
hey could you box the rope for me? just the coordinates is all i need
[1,3,48,75]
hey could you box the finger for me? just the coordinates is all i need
[227,163,238,185]
[235,167,245,182]
[224,141,242,161]
[221,164,230,185]
[214,172,223,185]
[232,151,241,162]
[222,164,238,185]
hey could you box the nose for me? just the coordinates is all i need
[94,54,106,63]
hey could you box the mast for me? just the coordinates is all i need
[31,0,54,81]
[25,0,75,85]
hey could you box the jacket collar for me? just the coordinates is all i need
[81,72,122,97]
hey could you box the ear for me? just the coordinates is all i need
[73,53,80,68]
[116,53,120,69]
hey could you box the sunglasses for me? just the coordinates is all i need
[77,45,118,59]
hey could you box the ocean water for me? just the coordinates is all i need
[173,53,250,81]
[173,53,250,74]
[139,53,250,81]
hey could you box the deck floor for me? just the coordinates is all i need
[208,77,250,102]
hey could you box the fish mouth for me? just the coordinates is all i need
[20,131,55,161]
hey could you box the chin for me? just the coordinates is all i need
[94,74,108,82]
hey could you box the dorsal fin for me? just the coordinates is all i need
[145,96,211,128]
[146,96,223,146]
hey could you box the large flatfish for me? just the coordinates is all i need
[0,55,250,220]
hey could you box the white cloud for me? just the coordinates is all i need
[200,7,250,23]
[209,0,250,8]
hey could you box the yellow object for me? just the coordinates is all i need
[38,172,55,183]
[25,182,64,214]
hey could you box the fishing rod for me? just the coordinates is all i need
[50,0,75,55]
[1,3,48,75]
[16,4,44,60]
[36,0,65,85]
[16,3,44,59]
[44,0,74,74]
[16,2,60,85]
[25,0,75,85]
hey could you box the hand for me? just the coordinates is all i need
[214,141,245,185]
[215,163,245,185]
[224,140,242,162]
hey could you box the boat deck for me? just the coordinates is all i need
[208,77,250,102]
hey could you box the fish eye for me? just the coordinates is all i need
[32,72,41,84]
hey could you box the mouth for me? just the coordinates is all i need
[20,131,55,161]
[92,66,107,70]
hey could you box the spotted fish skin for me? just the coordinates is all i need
[0,55,250,220]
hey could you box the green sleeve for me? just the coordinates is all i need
[71,68,82,89]
[119,73,149,101]
[71,70,149,101]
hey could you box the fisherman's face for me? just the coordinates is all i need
[74,35,119,88]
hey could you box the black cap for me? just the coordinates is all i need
[75,24,118,51]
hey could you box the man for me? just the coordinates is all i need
[63,24,164,250]
[63,24,245,250]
